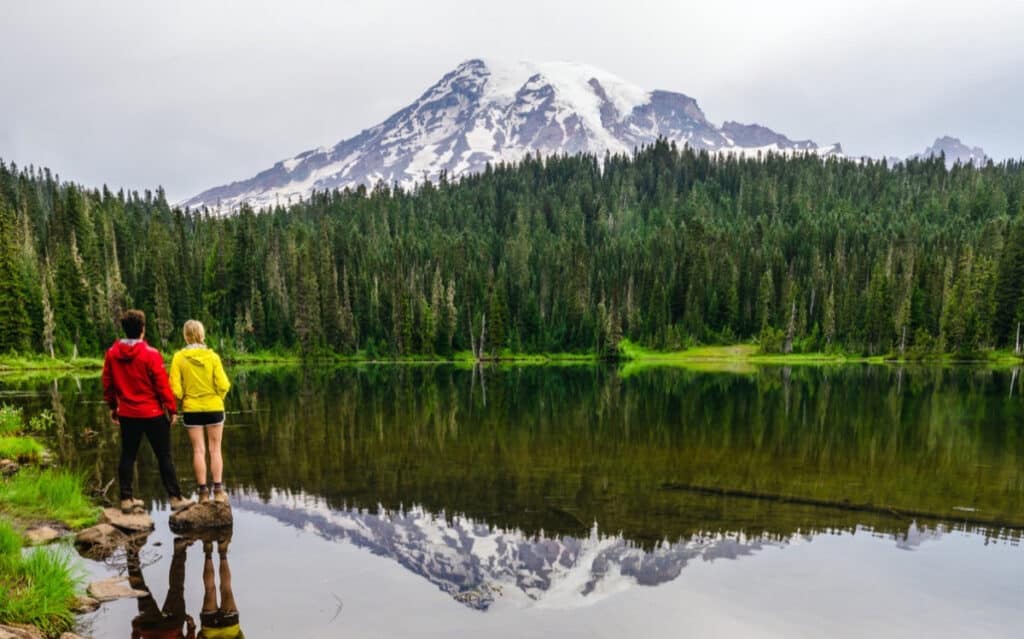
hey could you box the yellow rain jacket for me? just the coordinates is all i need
[169,345,231,412]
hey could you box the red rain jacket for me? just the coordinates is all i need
[102,340,177,419]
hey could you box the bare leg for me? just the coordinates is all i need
[206,424,224,485]
[187,426,208,486]
[219,544,237,614]
[202,543,217,614]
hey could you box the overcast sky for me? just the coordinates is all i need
[2,0,1022,202]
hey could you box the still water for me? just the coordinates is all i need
[4,364,1023,638]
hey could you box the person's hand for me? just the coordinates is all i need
[170,413,179,426]
[110,410,119,424]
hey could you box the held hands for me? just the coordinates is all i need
[110,410,119,424]
[170,413,179,426]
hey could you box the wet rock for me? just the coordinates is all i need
[24,525,62,545]
[99,507,154,533]
[169,501,232,533]
[74,523,129,560]
[0,459,18,476]
[71,594,101,613]
[59,634,92,639]
[87,576,148,602]
[0,625,44,639]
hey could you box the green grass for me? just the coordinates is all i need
[0,405,21,436]
[0,469,99,529]
[0,355,103,373]
[0,436,45,462]
[0,519,82,636]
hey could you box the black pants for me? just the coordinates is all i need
[119,415,182,500]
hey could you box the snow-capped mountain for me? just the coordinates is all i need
[915,135,989,168]
[183,59,842,211]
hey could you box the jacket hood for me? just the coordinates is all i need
[112,339,147,361]
[181,345,217,367]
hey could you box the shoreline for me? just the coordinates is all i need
[1,343,1021,374]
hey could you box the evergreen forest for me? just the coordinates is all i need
[1,141,1023,359]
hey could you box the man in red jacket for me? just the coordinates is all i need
[103,309,193,514]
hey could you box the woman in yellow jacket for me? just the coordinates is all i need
[170,320,231,504]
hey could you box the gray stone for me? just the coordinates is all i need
[71,594,101,613]
[0,625,45,639]
[24,525,62,545]
[60,633,92,639]
[169,500,232,533]
[0,459,18,476]
[100,507,154,533]
[74,523,129,560]
[87,576,148,602]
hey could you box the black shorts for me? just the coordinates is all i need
[182,411,225,428]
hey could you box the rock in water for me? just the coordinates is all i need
[0,459,18,476]
[25,525,62,545]
[87,576,148,602]
[169,501,232,533]
[59,633,92,639]
[100,507,155,532]
[74,523,130,560]
[71,594,101,613]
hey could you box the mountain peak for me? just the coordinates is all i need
[183,59,836,211]
[917,136,988,168]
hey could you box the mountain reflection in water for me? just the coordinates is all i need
[232,490,963,611]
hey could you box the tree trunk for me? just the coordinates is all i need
[899,325,907,356]
[1016,322,1022,356]
[478,313,486,360]
[783,300,796,354]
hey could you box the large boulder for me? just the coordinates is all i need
[87,576,148,602]
[169,501,232,533]
[100,507,154,533]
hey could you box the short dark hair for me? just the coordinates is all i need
[120,309,146,339]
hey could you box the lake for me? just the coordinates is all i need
[4,363,1023,638]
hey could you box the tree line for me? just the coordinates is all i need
[1,140,1023,358]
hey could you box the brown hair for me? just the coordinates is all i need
[120,309,146,339]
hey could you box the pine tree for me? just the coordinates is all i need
[0,202,31,352]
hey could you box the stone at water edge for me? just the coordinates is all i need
[74,523,130,560]
[0,458,18,476]
[59,633,92,639]
[87,576,148,602]
[24,525,62,545]
[71,594,101,613]
[0,625,45,639]
[169,500,232,532]
[100,507,155,532]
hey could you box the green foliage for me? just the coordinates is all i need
[2,146,1024,358]
[0,469,99,529]
[0,519,82,636]
[0,405,21,436]
[758,326,786,354]
[0,437,44,462]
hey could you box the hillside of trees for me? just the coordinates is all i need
[1,141,1023,359]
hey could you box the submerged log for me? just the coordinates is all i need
[659,482,1024,531]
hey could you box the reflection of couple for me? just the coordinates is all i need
[102,310,232,513]
[127,533,242,639]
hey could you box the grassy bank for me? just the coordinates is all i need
[0,355,103,373]
[0,406,96,636]
[0,519,82,636]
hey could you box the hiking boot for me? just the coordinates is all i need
[173,537,193,553]
[120,498,145,514]
[197,488,210,504]
[169,496,194,511]
[213,488,229,504]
